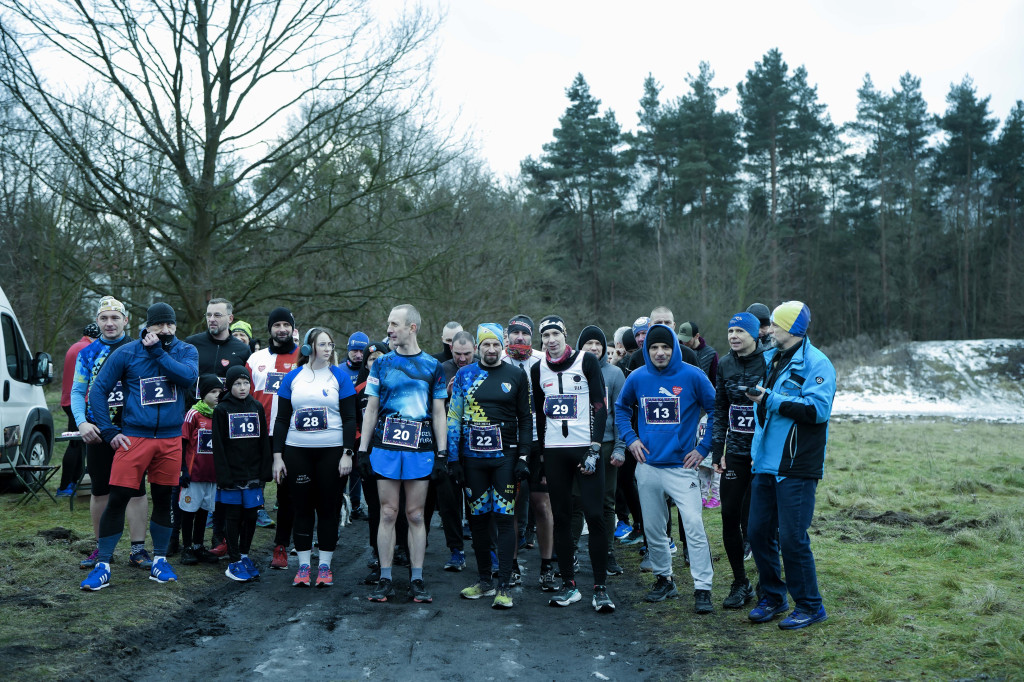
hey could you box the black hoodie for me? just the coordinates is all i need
[212,368,272,488]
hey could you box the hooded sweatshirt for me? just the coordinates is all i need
[212,369,272,488]
[614,324,715,467]
[576,325,626,449]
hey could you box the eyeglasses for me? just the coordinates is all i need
[206,313,227,319]
[317,342,336,350]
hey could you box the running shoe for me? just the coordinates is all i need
[748,597,789,623]
[196,545,220,564]
[492,586,513,610]
[55,483,76,498]
[460,580,496,600]
[128,547,153,569]
[549,581,581,607]
[209,541,228,558]
[225,561,251,582]
[509,561,523,587]
[703,497,721,509]
[368,578,396,602]
[553,555,579,578]
[444,549,466,572]
[668,539,677,555]
[315,564,333,588]
[723,579,754,609]
[180,547,199,566]
[613,520,632,540]
[270,545,289,569]
[241,556,260,581]
[592,585,615,613]
[778,606,828,630]
[362,567,381,585]
[393,546,411,567]
[538,568,559,592]
[350,506,369,521]
[293,564,311,587]
[255,509,276,528]
[645,575,678,602]
[639,549,653,572]
[743,541,752,562]
[80,548,99,570]
[410,579,433,603]
[694,589,714,614]
[149,558,178,583]
[80,563,111,591]
[522,528,536,549]
[620,528,644,545]
[606,552,624,576]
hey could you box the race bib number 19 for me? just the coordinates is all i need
[229,413,260,439]
[543,394,578,419]
[381,416,422,449]
[642,397,680,424]
[140,377,176,406]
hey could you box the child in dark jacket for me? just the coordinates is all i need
[179,374,224,565]
[213,366,272,582]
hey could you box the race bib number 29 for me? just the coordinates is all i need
[543,394,578,419]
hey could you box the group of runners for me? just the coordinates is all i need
[63,295,835,630]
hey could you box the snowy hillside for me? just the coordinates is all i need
[832,339,1024,422]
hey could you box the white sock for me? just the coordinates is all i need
[318,551,333,568]
[153,555,166,563]
[298,550,312,566]
[240,553,248,560]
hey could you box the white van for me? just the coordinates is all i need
[0,285,54,485]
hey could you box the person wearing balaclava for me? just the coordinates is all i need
[80,302,199,592]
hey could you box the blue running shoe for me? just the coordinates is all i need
[668,539,677,555]
[779,606,828,630]
[56,484,76,498]
[255,509,276,528]
[748,597,789,623]
[241,556,260,580]
[149,558,178,584]
[444,549,466,572]
[80,548,99,569]
[614,520,632,539]
[80,563,110,591]
[225,561,251,582]
[128,547,153,569]
[205,516,214,529]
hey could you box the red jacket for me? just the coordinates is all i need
[61,336,93,407]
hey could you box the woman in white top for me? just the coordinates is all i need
[272,328,357,588]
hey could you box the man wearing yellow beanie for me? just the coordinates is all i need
[744,301,835,630]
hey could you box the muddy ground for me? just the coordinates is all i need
[74,521,693,681]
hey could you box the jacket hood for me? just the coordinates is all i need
[643,324,685,375]
[576,325,607,362]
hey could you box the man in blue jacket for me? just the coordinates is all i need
[746,301,835,630]
[80,302,199,591]
[615,324,716,614]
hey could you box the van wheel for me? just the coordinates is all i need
[1,431,52,493]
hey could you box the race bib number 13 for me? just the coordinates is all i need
[140,377,176,406]
[229,413,260,439]
[642,397,680,424]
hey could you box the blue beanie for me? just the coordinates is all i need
[727,312,760,341]
[476,323,504,348]
[632,316,651,336]
[347,331,369,351]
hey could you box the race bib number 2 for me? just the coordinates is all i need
[229,412,260,439]
[381,416,422,449]
[543,394,578,419]
[140,377,176,406]
[642,397,679,424]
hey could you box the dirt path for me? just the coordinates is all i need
[83,522,685,681]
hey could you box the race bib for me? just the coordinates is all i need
[642,396,679,424]
[543,394,578,419]
[381,415,422,449]
[140,376,176,406]
[469,424,503,453]
[107,381,125,408]
[295,407,328,432]
[729,404,756,434]
[265,372,285,395]
[229,412,260,439]
[197,428,213,454]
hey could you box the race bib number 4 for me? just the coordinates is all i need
[729,404,756,434]
[381,416,422,449]
[197,428,214,454]
[107,381,125,408]
[140,377,176,406]
[642,397,680,424]
[469,424,503,453]
[295,407,328,432]
[229,412,260,439]
[265,372,285,395]
[543,394,578,419]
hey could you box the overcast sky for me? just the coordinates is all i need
[397,0,1024,178]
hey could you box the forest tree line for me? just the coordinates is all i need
[0,1,1020,359]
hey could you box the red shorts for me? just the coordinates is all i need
[109,436,181,489]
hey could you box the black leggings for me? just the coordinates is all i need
[285,445,343,552]
[720,454,753,582]
[463,456,517,583]
[59,406,84,488]
[224,504,258,562]
[179,508,209,548]
[273,475,295,548]
[545,447,608,585]
[617,453,643,532]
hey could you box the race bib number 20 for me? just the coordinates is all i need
[381,416,422,449]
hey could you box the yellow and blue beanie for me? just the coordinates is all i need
[477,323,504,348]
[771,301,811,336]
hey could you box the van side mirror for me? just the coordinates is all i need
[32,352,52,386]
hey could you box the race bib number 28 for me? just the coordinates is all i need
[295,407,328,432]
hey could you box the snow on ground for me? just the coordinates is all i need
[832,339,1024,423]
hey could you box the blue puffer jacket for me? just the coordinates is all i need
[89,333,199,441]
[750,337,836,479]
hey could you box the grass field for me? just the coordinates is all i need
[2,418,1022,679]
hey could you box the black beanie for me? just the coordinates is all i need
[576,325,607,361]
[146,302,176,327]
[508,314,534,336]
[225,365,251,392]
[623,328,638,352]
[746,302,771,326]
[267,307,295,333]
[198,374,222,399]
[538,315,567,337]
[645,324,674,351]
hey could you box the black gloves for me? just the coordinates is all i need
[514,457,530,482]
